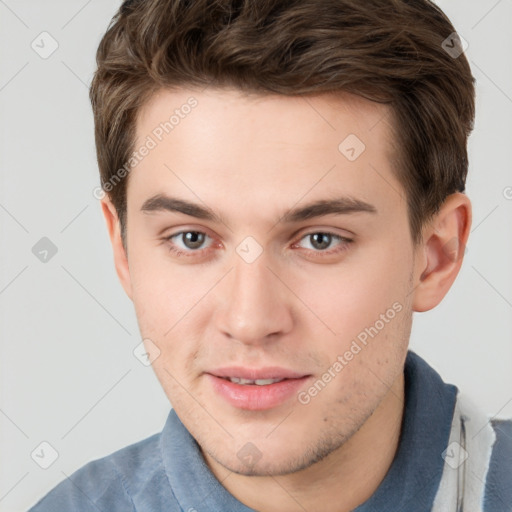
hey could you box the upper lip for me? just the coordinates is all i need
[207,367,309,380]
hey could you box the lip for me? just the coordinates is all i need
[208,366,308,380]
[205,367,312,410]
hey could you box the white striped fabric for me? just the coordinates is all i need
[432,392,497,511]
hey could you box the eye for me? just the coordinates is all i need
[165,231,214,256]
[163,229,353,260]
[294,232,352,255]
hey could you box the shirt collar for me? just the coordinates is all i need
[353,350,457,511]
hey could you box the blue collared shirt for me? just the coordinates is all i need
[28,351,512,511]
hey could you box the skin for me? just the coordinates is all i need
[102,87,471,512]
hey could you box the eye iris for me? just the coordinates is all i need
[183,232,205,249]
[310,233,331,250]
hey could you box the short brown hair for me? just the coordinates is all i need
[90,0,475,247]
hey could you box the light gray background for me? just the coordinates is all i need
[0,1,511,510]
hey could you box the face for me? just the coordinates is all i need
[111,87,423,476]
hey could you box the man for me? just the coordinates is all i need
[29,0,511,510]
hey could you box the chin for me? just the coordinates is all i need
[202,431,349,477]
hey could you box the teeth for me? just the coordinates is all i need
[227,377,285,385]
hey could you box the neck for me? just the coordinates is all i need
[203,371,405,512]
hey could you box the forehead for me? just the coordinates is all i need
[128,87,404,225]
[135,87,395,152]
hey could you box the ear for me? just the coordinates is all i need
[101,196,133,300]
[412,192,472,312]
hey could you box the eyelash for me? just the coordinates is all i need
[164,230,353,259]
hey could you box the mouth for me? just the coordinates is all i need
[205,367,312,410]
[221,377,287,385]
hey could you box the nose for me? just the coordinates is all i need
[215,251,294,345]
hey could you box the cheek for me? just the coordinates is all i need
[290,245,411,344]
[130,268,171,335]
[127,248,208,370]
[128,244,193,327]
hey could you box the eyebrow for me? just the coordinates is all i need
[141,193,377,224]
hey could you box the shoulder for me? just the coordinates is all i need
[490,417,512,452]
[490,417,512,442]
[484,418,512,511]
[28,432,163,512]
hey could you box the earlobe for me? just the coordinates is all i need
[412,192,472,312]
[100,196,133,300]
